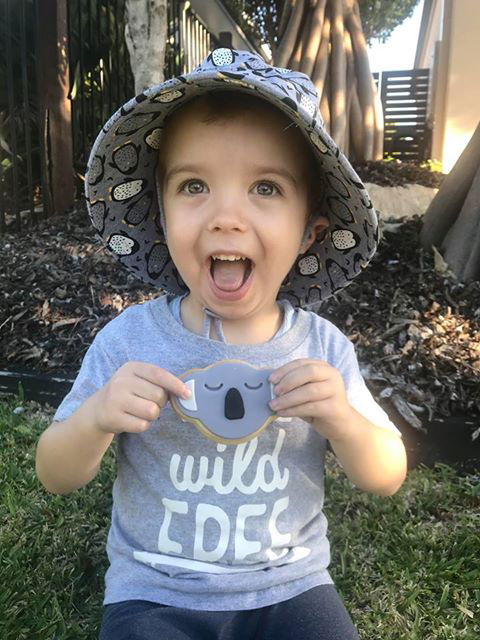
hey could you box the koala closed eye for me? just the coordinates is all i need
[204,382,223,391]
[244,382,263,390]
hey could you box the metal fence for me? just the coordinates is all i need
[69,0,218,178]
[165,1,219,78]
[67,0,135,175]
[1,0,42,231]
[0,0,219,234]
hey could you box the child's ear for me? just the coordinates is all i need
[300,216,329,253]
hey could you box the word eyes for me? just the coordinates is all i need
[244,382,263,390]
[204,382,223,391]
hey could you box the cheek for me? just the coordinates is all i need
[164,202,195,241]
[271,213,305,249]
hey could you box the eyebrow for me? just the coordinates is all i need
[164,164,202,183]
[251,165,298,187]
[165,164,298,187]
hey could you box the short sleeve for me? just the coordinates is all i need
[337,342,402,437]
[53,333,119,423]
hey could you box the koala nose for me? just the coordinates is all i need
[224,387,245,420]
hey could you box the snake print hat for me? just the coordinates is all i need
[85,48,378,307]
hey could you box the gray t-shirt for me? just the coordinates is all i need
[54,295,400,611]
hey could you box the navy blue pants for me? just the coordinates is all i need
[99,585,359,640]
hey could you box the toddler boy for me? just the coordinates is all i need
[36,49,407,639]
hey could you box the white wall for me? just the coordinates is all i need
[415,0,443,69]
[440,0,480,172]
[417,0,480,171]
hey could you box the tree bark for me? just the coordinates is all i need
[421,122,480,247]
[273,0,383,161]
[300,0,327,77]
[35,0,74,215]
[311,10,331,94]
[441,164,480,281]
[420,122,480,282]
[275,0,305,68]
[125,0,168,93]
[330,0,347,146]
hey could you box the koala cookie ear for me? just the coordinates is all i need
[178,379,197,411]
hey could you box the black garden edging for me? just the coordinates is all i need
[380,399,480,473]
[1,368,479,474]
[0,368,75,408]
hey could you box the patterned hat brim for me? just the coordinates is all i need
[85,48,378,307]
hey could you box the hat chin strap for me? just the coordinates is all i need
[155,171,168,240]
[202,308,227,342]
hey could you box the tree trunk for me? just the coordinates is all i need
[36,0,74,215]
[124,0,168,94]
[273,0,383,161]
[420,122,480,281]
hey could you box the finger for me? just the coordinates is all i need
[130,377,169,409]
[120,393,163,423]
[274,401,324,419]
[270,381,334,412]
[268,359,314,384]
[115,412,153,434]
[133,363,191,399]
[272,363,333,396]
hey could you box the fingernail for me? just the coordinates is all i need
[270,399,279,410]
[269,373,279,384]
[183,387,191,398]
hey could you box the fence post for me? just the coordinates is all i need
[35,0,74,215]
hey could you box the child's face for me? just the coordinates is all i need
[161,101,327,322]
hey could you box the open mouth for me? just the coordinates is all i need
[209,254,253,292]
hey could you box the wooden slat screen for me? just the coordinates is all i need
[380,68,431,162]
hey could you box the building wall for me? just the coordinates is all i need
[415,0,443,69]
[416,0,480,172]
[441,0,480,172]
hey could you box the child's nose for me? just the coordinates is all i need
[206,197,248,233]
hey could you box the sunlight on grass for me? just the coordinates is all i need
[1,396,479,639]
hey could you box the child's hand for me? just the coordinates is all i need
[90,362,191,435]
[269,359,352,441]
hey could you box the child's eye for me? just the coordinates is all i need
[180,179,208,195]
[254,181,280,196]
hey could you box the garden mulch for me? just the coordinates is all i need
[352,159,444,188]
[1,161,479,470]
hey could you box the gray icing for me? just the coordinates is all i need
[173,361,275,443]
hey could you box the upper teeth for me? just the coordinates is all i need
[212,255,247,261]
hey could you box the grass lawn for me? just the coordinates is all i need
[1,396,479,640]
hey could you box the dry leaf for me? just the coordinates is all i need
[432,246,456,279]
[390,394,427,433]
[52,318,82,330]
[455,604,474,619]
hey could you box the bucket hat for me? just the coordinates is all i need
[85,48,378,307]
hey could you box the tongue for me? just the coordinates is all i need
[211,260,247,291]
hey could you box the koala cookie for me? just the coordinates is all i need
[171,360,277,444]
